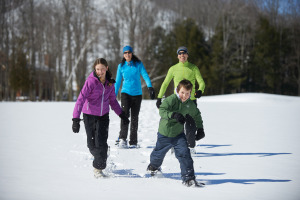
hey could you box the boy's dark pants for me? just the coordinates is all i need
[119,93,142,145]
[150,132,195,181]
[83,113,109,170]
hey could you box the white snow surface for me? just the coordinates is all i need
[1,93,300,200]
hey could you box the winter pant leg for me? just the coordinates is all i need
[84,114,109,170]
[83,114,97,154]
[129,95,142,145]
[150,132,173,168]
[119,93,130,140]
[94,114,109,170]
[173,133,195,182]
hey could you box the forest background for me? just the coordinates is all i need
[1,0,299,101]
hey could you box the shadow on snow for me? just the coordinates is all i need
[197,144,232,148]
[111,169,291,185]
[204,179,291,185]
[192,152,292,157]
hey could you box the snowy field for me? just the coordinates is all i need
[1,93,300,200]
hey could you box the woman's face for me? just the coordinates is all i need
[95,64,108,78]
[123,51,132,62]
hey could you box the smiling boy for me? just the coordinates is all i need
[147,79,205,187]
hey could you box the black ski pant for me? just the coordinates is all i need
[119,93,142,145]
[83,113,109,170]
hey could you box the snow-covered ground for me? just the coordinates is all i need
[1,93,300,200]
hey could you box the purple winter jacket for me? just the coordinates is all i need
[73,72,122,119]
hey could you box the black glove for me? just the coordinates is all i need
[72,118,80,133]
[148,87,155,100]
[119,111,130,125]
[171,112,186,124]
[194,90,202,98]
[156,98,162,109]
[195,128,205,141]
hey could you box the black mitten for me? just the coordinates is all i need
[194,90,202,98]
[156,98,162,109]
[171,112,186,124]
[195,128,205,141]
[148,87,155,100]
[72,118,80,133]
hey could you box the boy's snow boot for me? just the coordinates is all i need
[183,179,205,187]
[147,164,162,177]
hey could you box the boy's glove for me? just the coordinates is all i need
[72,118,80,133]
[195,128,205,140]
[194,90,202,98]
[148,87,155,100]
[119,111,130,125]
[171,112,186,124]
[156,98,162,108]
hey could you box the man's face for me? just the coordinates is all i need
[177,51,188,63]
[178,87,191,102]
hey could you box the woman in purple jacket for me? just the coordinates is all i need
[72,58,129,178]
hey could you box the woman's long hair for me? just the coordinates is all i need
[93,58,115,84]
[120,54,141,67]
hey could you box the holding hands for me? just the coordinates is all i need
[119,111,130,125]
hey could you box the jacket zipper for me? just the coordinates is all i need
[100,83,105,116]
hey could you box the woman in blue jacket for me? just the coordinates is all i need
[115,45,155,148]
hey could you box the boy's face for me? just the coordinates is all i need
[178,87,191,102]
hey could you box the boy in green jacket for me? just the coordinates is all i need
[147,80,205,187]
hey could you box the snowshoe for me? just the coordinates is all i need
[93,168,107,178]
[183,179,205,187]
[115,138,120,146]
[189,147,197,154]
[129,144,140,149]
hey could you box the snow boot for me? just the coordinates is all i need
[147,164,162,177]
[93,168,106,178]
[118,139,128,149]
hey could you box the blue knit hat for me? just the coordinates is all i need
[177,46,188,55]
[123,45,133,53]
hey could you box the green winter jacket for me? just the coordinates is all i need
[158,94,203,138]
[157,61,205,100]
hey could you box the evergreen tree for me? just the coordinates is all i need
[251,16,283,94]
[9,39,31,99]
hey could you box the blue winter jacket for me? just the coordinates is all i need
[115,61,152,96]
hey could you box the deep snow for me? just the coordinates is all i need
[1,93,300,200]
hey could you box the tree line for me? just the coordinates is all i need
[0,0,299,101]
